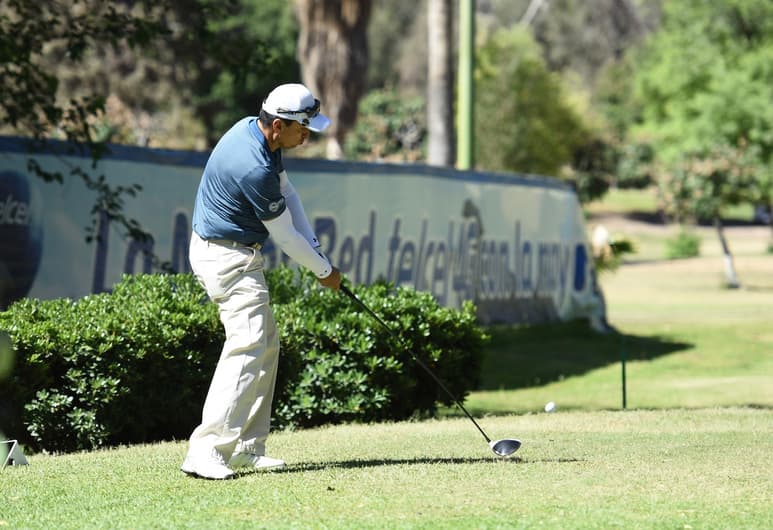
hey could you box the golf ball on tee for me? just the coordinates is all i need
[544,401,556,412]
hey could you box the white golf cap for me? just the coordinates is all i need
[261,83,331,132]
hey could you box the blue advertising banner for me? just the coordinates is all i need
[0,136,606,325]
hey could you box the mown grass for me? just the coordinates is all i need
[585,187,756,222]
[467,248,773,417]
[2,408,771,529]
[2,189,772,529]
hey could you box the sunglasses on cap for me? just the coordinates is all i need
[276,99,321,127]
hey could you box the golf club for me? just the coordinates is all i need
[339,283,521,457]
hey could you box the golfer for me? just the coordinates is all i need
[182,83,341,479]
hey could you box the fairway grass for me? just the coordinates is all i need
[467,251,773,416]
[2,408,771,529]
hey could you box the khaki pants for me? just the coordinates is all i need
[185,232,280,461]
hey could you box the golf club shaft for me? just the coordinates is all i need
[339,284,492,444]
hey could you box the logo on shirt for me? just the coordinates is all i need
[268,198,285,213]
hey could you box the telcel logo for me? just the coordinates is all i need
[0,193,30,226]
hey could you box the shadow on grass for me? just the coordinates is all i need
[479,320,692,391]
[608,209,761,228]
[236,456,583,476]
[743,284,773,292]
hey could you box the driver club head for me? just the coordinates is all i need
[489,439,522,457]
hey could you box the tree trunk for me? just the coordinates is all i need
[769,221,773,252]
[295,0,372,159]
[520,0,546,27]
[714,216,741,289]
[427,0,454,166]
[767,201,773,251]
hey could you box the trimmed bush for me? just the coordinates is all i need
[0,270,487,453]
[664,229,701,259]
[0,274,222,453]
[271,274,486,428]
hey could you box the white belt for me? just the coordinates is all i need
[208,239,262,250]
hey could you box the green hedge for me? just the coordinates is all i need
[270,270,486,428]
[0,274,222,453]
[0,270,487,453]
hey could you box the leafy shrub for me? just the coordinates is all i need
[344,89,426,162]
[0,270,487,453]
[0,274,222,453]
[565,138,614,204]
[664,229,701,259]
[615,142,655,189]
[475,26,588,178]
[593,236,637,274]
[271,273,487,428]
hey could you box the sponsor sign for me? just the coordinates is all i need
[0,136,605,324]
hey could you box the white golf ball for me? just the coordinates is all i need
[544,401,556,413]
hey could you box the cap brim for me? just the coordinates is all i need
[307,113,331,133]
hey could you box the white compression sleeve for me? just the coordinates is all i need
[278,171,320,248]
[263,208,332,278]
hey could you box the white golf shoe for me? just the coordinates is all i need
[229,453,286,471]
[181,450,235,480]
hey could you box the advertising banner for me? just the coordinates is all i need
[0,136,605,325]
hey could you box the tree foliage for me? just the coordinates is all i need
[344,89,426,162]
[1,0,165,142]
[629,0,773,283]
[476,0,658,88]
[366,0,427,91]
[1,1,172,252]
[633,0,773,212]
[660,143,760,224]
[10,0,297,148]
[529,0,657,87]
[473,26,587,178]
[198,0,300,142]
[1,0,290,260]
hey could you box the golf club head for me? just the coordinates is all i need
[489,438,522,457]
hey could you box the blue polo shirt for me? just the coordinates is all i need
[192,117,287,246]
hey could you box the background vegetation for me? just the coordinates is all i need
[2,4,770,525]
[3,0,769,280]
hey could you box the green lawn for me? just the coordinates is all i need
[2,190,772,529]
[585,186,757,222]
[467,254,773,415]
[585,188,661,215]
[2,408,771,529]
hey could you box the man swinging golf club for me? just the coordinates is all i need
[182,83,341,480]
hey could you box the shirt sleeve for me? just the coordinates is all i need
[263,208,333,278]
[278,170,321,248]
[239,165,287,221]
